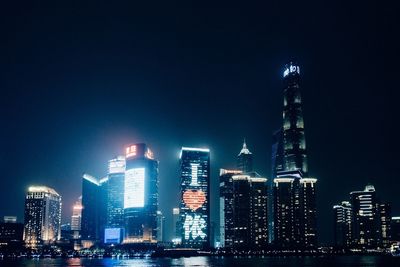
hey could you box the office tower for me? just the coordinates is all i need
[237,140,253,174]
[378,202,391,248]
[333,201,352,248]
[106,156,126,236]
[273,171,317,249]
[350,185,380,248]
[219,169,242,248]
[282,62,307,176]
[0,217,23,247]
[124,143,158,243]
[272,63,317,249]
[81,174,108,242]
[156,211,165,242]
[301,178,318,247]
[391,217,400,242]
[23,186,62,247]
[172,208,180,240]
[231,174,268,249]
[179,147,210,249]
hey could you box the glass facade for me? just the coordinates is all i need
[106,156,126,229]
[179,147,210,249]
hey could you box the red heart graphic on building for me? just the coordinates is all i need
[183,190,206,211]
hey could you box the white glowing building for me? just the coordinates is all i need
[23,186,62,247]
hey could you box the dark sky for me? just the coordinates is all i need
[0,1,398,245]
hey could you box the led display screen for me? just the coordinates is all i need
[183,214,206,240]
[104,228,122,244]
[124,167,145,208]
[183,189,206,211]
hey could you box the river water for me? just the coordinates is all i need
[0,256,399,267]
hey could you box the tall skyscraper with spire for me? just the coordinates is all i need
[237,140,253,174]
[282,62,307,176]
[272,62,317,249]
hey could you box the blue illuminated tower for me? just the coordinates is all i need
[179,147,210,249]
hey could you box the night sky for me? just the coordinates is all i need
[0,1,398,245]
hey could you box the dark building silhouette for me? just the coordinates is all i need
[124,143,158,244]
[219,169,242,248]
[81,174,107,242]
[333,201,352,248]
[391,217,400,242]
[237,140,253,174]
[178,147,210,249]
[0,217,23,248]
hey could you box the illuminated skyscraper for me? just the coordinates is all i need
[272,63,318,249]
[179,147,210,249]
[219,169,242,248]
[237,140,253,174]
[391,217,400,242]
[350,185,380,248]
[106,156,126,229]
[333,201,352,248]
[23,186,62,247]
[282,62,307,176]
[156,211,165,242]
[123,143,158,243]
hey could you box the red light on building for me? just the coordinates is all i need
[183,190,206,211]
[126,145,137,158]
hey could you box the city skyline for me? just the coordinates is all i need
[1,2,397,247]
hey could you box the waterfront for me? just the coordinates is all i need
[1,256,400,267]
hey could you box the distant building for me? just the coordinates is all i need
[156,211,165,242]
[172,208,180,241]
[333,201,352,248]
[23,186,62,247]
[0,217,23,247]
[391,217,400,242]
[237,140,253,174]
[219,169,242,248]
[378,202,391,248]
[350,185,380,249]
[71,197,82,240]
[106,156,126,230]
[71,197,82,231]
[123,143,158,243]
[178,147,210,249]
[232,174,268,250]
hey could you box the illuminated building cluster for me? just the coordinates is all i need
[334,185,393,249]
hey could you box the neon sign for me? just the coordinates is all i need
[183,190,206,211]
[126,145,137,158]
[283,64,300,77]
[183,214,206,240]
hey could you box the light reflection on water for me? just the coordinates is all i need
[0,256,399,267]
